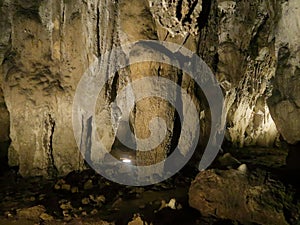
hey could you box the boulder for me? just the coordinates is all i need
[189,169,300,225]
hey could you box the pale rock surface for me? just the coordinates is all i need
[268,0,300,144]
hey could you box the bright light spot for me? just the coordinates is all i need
[122,158,131,163]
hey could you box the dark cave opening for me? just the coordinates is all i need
[0,88,10,176]
[0,140,10,174]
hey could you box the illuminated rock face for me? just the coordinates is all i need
[267,0,300,145]
[0,0,299,177]
[212,0,280,147]
[0,0,103,176]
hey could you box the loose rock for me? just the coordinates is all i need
[84,179,94,190]
[40,212,54,221]
[17,205,46,221]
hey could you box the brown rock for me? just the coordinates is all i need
[267,0,300,145]
[71,186,79,193]
[84,179,94,190]
[61,184,71,191]
[60,201,73,210]
[0,0,299,178]
[90,209,98,215]
[128,214,150,225]
[189,169,299,224]
[17,205,46,221]
[81,197,90,205]
[40,212,54,221]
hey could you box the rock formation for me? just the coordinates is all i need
[0,0,299,177]
[267,0,300,145]
[189,169,300,224]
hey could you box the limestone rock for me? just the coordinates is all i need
[40,212,54,221]
[118,0,180,176]
[189,169,299,224]
[128,214,151,225]
[17,205,46,221]
[268,0,300,145]
[0,0,300,178]
[0,0,96,177]
[216,152,241,169]
[0,0,181,177]
[83,179,93,190]
[149,0,202,36]
[215,0,280,147]
[0,0,128,177]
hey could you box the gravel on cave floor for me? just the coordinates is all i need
[0,147,298,225]
[0,165,204,225]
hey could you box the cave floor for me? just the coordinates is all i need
[0,166,203,225]
[0,147,298,225]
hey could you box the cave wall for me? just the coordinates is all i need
[0,0,11,169]
[198,0,281,147]
[0,0,99,176]
[0,0,10,143]
[267,0,300,145]
[0,0,299,177]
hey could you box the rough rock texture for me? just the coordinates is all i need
[118,0,177,168]
[0,0,11,65]
[0,0,99,176]
[0,0,204,177]
[0,0,299,177]
[17,205,46,222]
[201,0,281,147]
[267,0,300,145]
[189,169,300,225]
[150,0,283,148]
[149,0,202,37]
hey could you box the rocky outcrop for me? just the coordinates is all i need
[189,169,300,225]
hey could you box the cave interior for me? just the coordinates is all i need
[0,0,300,224]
